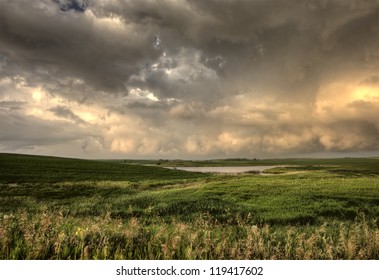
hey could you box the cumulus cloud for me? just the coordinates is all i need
[0,0,379,158]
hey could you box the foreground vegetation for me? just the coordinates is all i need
[2,210,378,260]
[1,153,379,259]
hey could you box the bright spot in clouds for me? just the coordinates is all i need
[351,86,379,101]
[32,90,44,103]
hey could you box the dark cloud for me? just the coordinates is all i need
[48,105,88,125]
[53,0,89,13]
[1,0,379,158]
[0,109,80,149]
[0,0,161,94]
[0,100,26,111]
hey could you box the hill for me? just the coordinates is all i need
[0,153,208,183]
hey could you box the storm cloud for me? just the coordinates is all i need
[0,0,379,158]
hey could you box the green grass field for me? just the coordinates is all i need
[1,153,379,259]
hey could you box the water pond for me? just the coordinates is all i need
[166,166,277,174]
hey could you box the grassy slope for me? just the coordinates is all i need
[1,153,379,224]
[0,153,208,183]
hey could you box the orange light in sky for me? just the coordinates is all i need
[351,85,379,101]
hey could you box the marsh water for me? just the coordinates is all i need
[166,166,276,174]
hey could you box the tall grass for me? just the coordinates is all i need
[1,210,378,260]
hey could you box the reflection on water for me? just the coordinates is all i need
[166,166,276,174]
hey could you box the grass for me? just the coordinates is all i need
[0,153,208,183]
[1,210,378,260]
[1,153,379,259]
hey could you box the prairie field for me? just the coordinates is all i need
[1,153,379,259]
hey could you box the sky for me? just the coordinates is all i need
[1,0,379,159]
